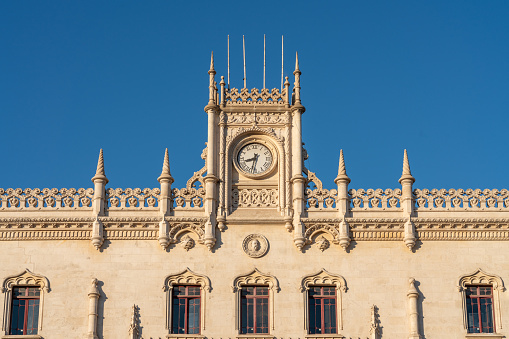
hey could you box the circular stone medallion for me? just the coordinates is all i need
[242,234,269,258]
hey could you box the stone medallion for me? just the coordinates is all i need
[242,234,269,258]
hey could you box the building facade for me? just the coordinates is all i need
[0,52,507,339]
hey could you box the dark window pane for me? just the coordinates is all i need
[480,298,494,333]
[467,296,480,333]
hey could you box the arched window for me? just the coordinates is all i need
[458,268,505,336]
[300,269,347,336]
[163,268,211,336]
[2,269,50,337]
[232,268,279,335]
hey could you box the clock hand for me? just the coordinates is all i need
[251,154,259,173]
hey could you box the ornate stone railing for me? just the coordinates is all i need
[172,187,205,209]
[0,188,94,210]
[232,188,278,208]
[305,169,337,210]
[225,87,287,105]
[414,188,509,210]
[349,189,402,210]
[106,188,160,209]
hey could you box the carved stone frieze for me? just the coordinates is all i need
[232,188,278,208]
[0,187,94,210]
[106,188,160,209]
[349,188,402,210]
[226,125,283,146]
[414,188,509,210]
[226,112,289,125]
[242,233,269,258]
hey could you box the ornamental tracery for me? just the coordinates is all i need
[225,87,287,106]
[349,188,402,210]
[414,188,509,210]
[172,165,206,209]
[232,188,278,208]
[304,167,337,210]
[0,188,94,210]
[106,188,160,209]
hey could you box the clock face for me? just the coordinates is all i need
[237,143,273,175]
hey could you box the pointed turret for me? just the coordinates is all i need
[399,149,415,184]
[158,148,174,184]
[334,149,351,184]
[91,149,108,184]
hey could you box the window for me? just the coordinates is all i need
[2,269,49,337]
[300,269,347,337]
[241,286,269,334]
[163,268,210,337]
[458,268,505,337]
[232,268,279,336]
[308,286,337,334]
[10,287,40,335]
[172,286,201,334]
[466,286,494,333]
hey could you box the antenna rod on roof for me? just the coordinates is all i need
[281,35,284,92]
[243,35,247,89]
[227,35,230,90]
[263,34,266,89]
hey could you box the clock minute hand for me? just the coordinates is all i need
[251,154,259,173]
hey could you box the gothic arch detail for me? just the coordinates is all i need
[163,268,211,331]
[458,268,505,333]
[300,269,347,331]
[2,269,50,334]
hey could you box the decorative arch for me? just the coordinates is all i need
[232,268,280,332]
[458,268,505,333]
[304,223,341,246]
[2,269,50,334]
[300,269,347,332]
[163,268,211,332]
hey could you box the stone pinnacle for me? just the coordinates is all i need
[91,149,108,184]
[334,149,351,184]
[158,148,174,183]
[399,149,415,184]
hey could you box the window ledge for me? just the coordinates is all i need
[305,335,345,339]
[465,334,504,339]
[166,335,205,339]
[2,336,43,339]
[236,335,275,339]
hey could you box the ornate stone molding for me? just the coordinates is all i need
[349,188,402,211]
[414,188,509,211]
[458,269,505,334]
[106,188,160,210]
[0,187,94,211]
[226,112,289,125]
[232,188,278,208]
[2,269,50,334]
[163,268,211,331]
[225,87,287,106]
[300,269,347,331]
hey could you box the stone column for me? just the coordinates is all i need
[334,150,351,250]
[399,149,417,250]
[158,148,174,249]
[203,51,219,251]
[86,278,100,339]
[91,149,108,250]
[291,52,306,250]
[407,278,422,339]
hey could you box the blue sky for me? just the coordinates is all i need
[1,1,508,191]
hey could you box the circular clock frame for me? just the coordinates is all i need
[233,137,278,179]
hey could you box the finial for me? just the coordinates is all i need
[209,51,215,73]
[284,76,290,87]
[295,51,300,72]
[407,277,419,296]
[91,149,108,184]
[158,148,174,183]
[88,278,100,296]
[399,149,415,184]
[334,149,351,184]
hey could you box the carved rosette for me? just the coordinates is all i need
[242,234,269,258]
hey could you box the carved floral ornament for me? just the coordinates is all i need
[2,268,50,293]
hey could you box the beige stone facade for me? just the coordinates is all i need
[0,53,507,339]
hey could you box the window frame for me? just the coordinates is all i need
[240,286,270,334]
[458,268,505,336]
[465,285,495,334]
[307,286,338,335]
[163,268,211,336]
[232,268,280,336]
[1,269,49,338]
[171,285,201,335]
[10,287,41,336]
[300,269,347,336]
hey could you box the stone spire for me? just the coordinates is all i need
[334,149,351,184]
[295,51,300,72]
[91,149,108,184]
[209,51,215,73]
[399,149,415,184]
[205,51,217,109]
[157,148,174,184]
[293,51,303,108]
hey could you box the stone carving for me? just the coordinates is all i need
[305,168,337,210]
[232,188,278,208]
[0,187,94,210]
[180,234,195,251]
[242,234,269,258]
[349,188,402,210]
[106,188,160,209]
[414,188,509,210]
[226,112,289,125]
[370,305,381,339]
[172,165,206,209]
[316,235,330,251]
[129,304,140,339]
[304,223,341,246]
[225,87,287,105]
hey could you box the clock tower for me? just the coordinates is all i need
[202,51,308,250]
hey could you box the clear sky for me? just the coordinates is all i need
[1,1,508,191]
